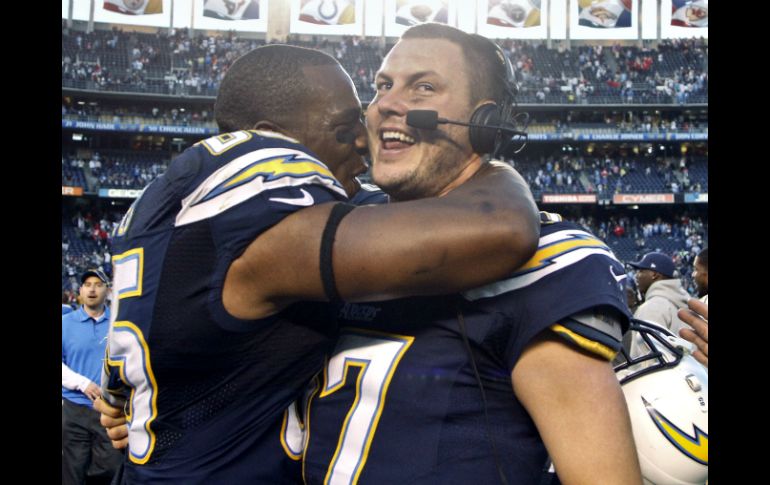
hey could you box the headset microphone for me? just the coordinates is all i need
[406,109,526,136]
[404,110,441,130]
[406,109,528,157]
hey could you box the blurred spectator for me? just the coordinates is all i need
[692,247,708,303]
[628,252,691,333]
[62,269,122,484]
[62,292,74,315]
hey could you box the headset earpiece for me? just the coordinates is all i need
[465,38,524,157]
[469,103,501,155]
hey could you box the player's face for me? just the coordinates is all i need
[80,276,108,310]
[692,256,707,298]
[366,38,478,201]
[297,64,368,197]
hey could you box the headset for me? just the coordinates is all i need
[405,37,529,159]
[468,35,528,158]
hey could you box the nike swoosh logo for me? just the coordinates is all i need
[610,264,627,282]
[269,188,314,207]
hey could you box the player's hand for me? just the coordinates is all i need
[94,396,129,449]
[83,382,102,401]
[678,298,708,367]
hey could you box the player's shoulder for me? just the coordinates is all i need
[532,210,616,271]
[168,130,347,225]
[465,211,622,300]
[536,211,610,253]
[114,129,347,239]
[538,210,588,233]
[188,129,343,190]
[467,211,631,357]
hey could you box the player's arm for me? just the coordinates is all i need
[224,161,539,319]
[511,330,642,485]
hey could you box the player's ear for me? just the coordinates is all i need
[253,120,284,134]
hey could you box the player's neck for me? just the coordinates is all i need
[436,155,484,198]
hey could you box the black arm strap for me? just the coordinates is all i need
[320,203,356,303]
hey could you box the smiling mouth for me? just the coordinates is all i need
[381,130,416,150]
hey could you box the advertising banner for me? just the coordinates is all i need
[542,194,597,203]
[62,186,84,196]
[613,193,675,204]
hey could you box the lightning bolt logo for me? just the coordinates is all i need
[643,397,708,465]
[197,153,335,204]
[515,232,610,276]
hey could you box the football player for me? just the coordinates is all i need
[301,24,642,485]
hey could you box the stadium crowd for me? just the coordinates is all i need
[63,149,706,195]
[514,154,707,198]
[501,38,707,104]
[63,148,707,196]
[63,100,215,127]
[63,97,707,135]
[62,207,123,299]
[62,25,707,104]
[63,153,169,190]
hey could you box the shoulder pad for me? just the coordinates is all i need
[551,307,625,361]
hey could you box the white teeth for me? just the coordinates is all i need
[381,131,415,144]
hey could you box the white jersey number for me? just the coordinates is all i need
[104,248,159,465]
[314,330,413,485]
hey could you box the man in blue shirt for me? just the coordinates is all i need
[62,269,122,485]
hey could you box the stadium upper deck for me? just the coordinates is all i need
[62,25,706,106]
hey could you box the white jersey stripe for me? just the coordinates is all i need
[463,230,621,301]
[175,148,345,227]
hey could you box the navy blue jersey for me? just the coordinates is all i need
[349,181,389,205]
[302,214,630,485]
[102,130,347,484]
